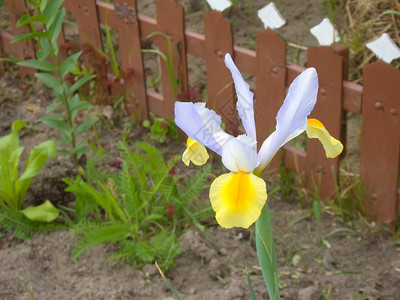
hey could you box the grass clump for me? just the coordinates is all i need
[65,141,212,270]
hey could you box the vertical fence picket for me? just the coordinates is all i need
[114,0,148,120]
[204,11,235,133]
[6,0,36,75]
[155,0,188,119]
[73,0,103,55]
[72,0,110,102]
[360,61,400,225]
[255,29,286,172]
[0,43,4,75]
[306,46,344,197]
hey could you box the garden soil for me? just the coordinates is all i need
[1,0,399,299]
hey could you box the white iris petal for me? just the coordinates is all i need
[175,102,225,155]
[222,138,259,173]
[224,54,257,142]
[258,68,318,169]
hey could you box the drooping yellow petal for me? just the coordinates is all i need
[182,138,209,166]
[209,172,267,229]
[306,118,343,158]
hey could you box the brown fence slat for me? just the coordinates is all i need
[73,0,110,102]
[360,61,400,225]
[0,40,4,75]
[306,46,344,197]
[155,0,188,119]
[113,0,148,120]
[255,29,286,172]
[204,11,235,133]
[73,0,103,53]
[6,0,36,75]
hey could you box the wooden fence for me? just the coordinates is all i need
[1,0,399,226]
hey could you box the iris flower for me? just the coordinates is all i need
[175,53,343,229]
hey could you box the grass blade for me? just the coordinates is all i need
[155,261,181,300]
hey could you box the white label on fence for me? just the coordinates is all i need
[206,0,232,11]
[257,3,286,29]
[366,33,400,64]
[310,18,340,46]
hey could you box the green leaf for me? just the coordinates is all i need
[40,117,69,131]
[11,32,50,43]
[378,10,400,18]
[75,118,97,136]
[59,51,81,78]
[134,242,154,262]
[255,204,280,300]
[12,120,26,132]
[39,37,52,52]
[49,8,65,45]
[17,14,46,27]
[36,49,51,61]
[69,75,96,95]
[313,200,321,227]
[39,0,48,12]
[21,200,59,222]
[46,101,62,113]
[72,144,90,157]
[17,59,55,72]
[43,0,65,28]
[19,140,56,181]
[35,73,62,91]
[71,224,131,259]
[71,102,93,120]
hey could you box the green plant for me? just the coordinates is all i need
[11,0,97,166]
[0,120,57,213]
[141,32,181,100]
[0,120,60,239]
[142,113,179,143]
[64,141,212,270]
[331,167,365,223]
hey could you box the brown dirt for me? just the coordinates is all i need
[1,1,400,299]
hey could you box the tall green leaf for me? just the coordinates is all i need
[255,203,280,300]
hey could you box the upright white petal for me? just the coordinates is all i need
[222,138,259,173]
[257,123,306,169]
[310,18,340,46]
[257,3,286,29]
[175,102,231,156]
[206,0,232,11]
[366,33,400,63]
[224,53,257,142]
[258,68,318,169]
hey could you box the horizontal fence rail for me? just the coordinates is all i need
[0,0,399,226]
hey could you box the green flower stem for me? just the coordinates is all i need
[254,172,280,300]
[256,204,280,300]
[255,204,280,300]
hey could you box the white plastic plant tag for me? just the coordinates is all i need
[366,33,400,63]
[206,0,232,12]
[310,18,340,46]
[257,3,286,29]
